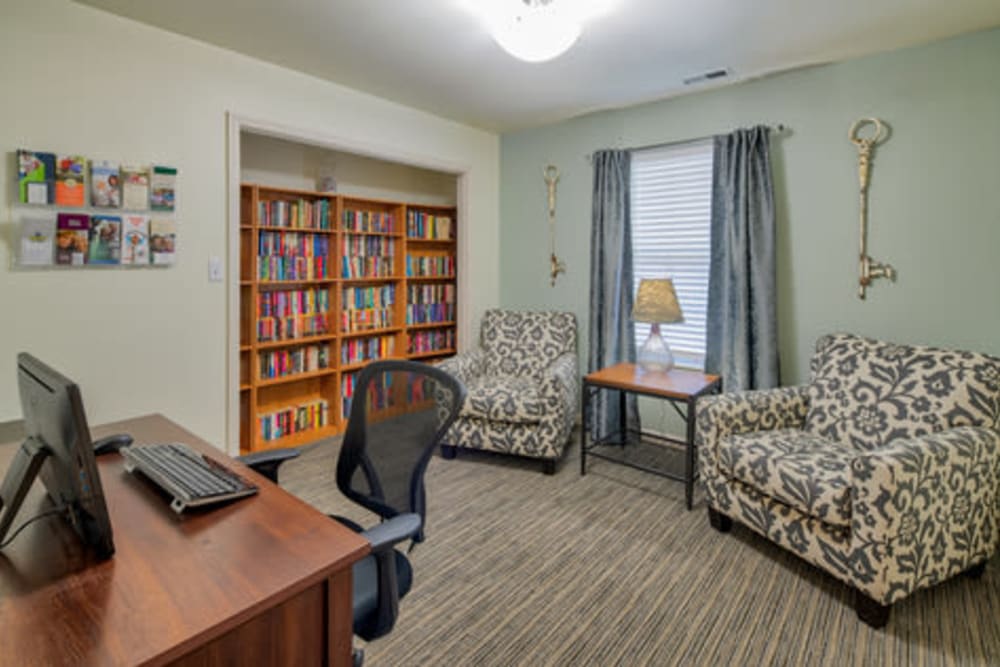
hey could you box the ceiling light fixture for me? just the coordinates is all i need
[464,0,619,64]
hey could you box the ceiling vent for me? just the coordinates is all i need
[683,68,730,86]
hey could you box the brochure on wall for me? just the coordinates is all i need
[88,215,122,264]
[55,155,87,207]
[150,219,176,265]
[122,164,150,210]
[121,214,150,265]
[17,149,56,204]
[20,217,56,266]
[55,213,90,265]
[90,160,121,208]
[150,166,177,211]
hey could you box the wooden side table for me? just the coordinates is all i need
[581,363,721,510]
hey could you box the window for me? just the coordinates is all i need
[630,139,714,370]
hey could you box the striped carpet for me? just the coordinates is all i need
[279,436,1000,666]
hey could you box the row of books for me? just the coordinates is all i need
[258,199,330,230]
[343,210,394,234]
[257,314,330,343]
[406,284,456,324]
[256,288,330,320]
[17,149,176,211]
[408,329,456,354]
[342,285,396,332]
[341,335,396,366]
[258,230,331,257]
[258,344,331,380]
[20,214,174,267]
[258,399,330,443]
[407,211,453,240]
[405,255,455,277]
[341,372,393,419]
[257,257,330,282]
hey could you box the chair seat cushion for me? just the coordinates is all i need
[460,375,546,424]
[718,428,855,528]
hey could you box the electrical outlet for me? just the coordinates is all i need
[208,256,224,282]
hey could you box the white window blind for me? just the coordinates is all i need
[630,139,714,369]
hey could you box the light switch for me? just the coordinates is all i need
[208,256,224,282]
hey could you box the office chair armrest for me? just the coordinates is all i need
[236,448,301,484]
[361,513,422,553]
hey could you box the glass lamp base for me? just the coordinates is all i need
[637,323,674,373]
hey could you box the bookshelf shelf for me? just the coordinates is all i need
[239,183,457,454]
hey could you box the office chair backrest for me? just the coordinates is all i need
[336,360,465,542]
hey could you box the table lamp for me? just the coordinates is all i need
[633,278,684,372]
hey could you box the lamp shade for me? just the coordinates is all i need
[633,278,684,324]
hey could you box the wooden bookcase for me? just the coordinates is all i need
[239,184,458,454]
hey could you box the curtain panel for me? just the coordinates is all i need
[588,149,640,439]
[705,126,780,391]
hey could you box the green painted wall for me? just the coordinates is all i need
[500,28,1000,388]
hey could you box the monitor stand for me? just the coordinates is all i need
[0,437,51,546]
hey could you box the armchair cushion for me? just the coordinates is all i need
[719,429,855,527]
[804,333,1000,450]
[460,375,545,423]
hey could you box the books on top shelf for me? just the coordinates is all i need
[90,160,121,208]
[121,215,150,265]
[17,149,56,204]
[150,219,176,265]
[343,209,393,234]
[122,164,150,210]
[88,215,122,264]
[20,218,56,266]
[407,210,452,240]
[150,166,177,211]
[259,199,330,229]
[55,155,87,207]
[56,213,89,265]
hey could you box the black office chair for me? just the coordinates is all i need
[239,360,465,654]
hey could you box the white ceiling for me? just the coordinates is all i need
[76,0,1000,132]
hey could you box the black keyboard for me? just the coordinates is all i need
[121,443,258,514]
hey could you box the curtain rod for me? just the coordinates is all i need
[584,124,788,162]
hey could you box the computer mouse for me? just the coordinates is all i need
[93,433,134,456]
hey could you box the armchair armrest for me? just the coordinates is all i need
[540,352,578,402]
[236,448,301,484]
[361,513,422,553]
[851,426,1000,602]
[696,385,810,486]
[437,348,485,385]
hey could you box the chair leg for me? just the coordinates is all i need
[353,648,364,667]
[707,507,732,533]
[854,589,891,629]
[542,459,556,475]
[440,444,457,460]
[963,561,987,579]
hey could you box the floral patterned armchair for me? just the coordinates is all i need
[697,333,1000,628]
[438,309,578,474]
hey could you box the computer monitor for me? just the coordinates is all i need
[0,353,114,559]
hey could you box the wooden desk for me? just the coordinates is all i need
[581,364,722,510]
[0,414,369,666]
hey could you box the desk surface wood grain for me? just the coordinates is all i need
[584,363,721,399]
[0,413,369,666]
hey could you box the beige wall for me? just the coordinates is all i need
[241,133,458,206]
[0,1,500,448]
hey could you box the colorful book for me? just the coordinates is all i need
[90,160,121,208]
[121,214,150,265]
[56,213,90,265]
[150,219,176,265]
[150,166,177,211]
[55,155,87,207]
[17,149,56,204]
[20,217,56,266]
[88,215,122,264]
[121,164,150,210]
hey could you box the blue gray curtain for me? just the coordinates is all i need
[589,150,640,439]
[705,127,780,391]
